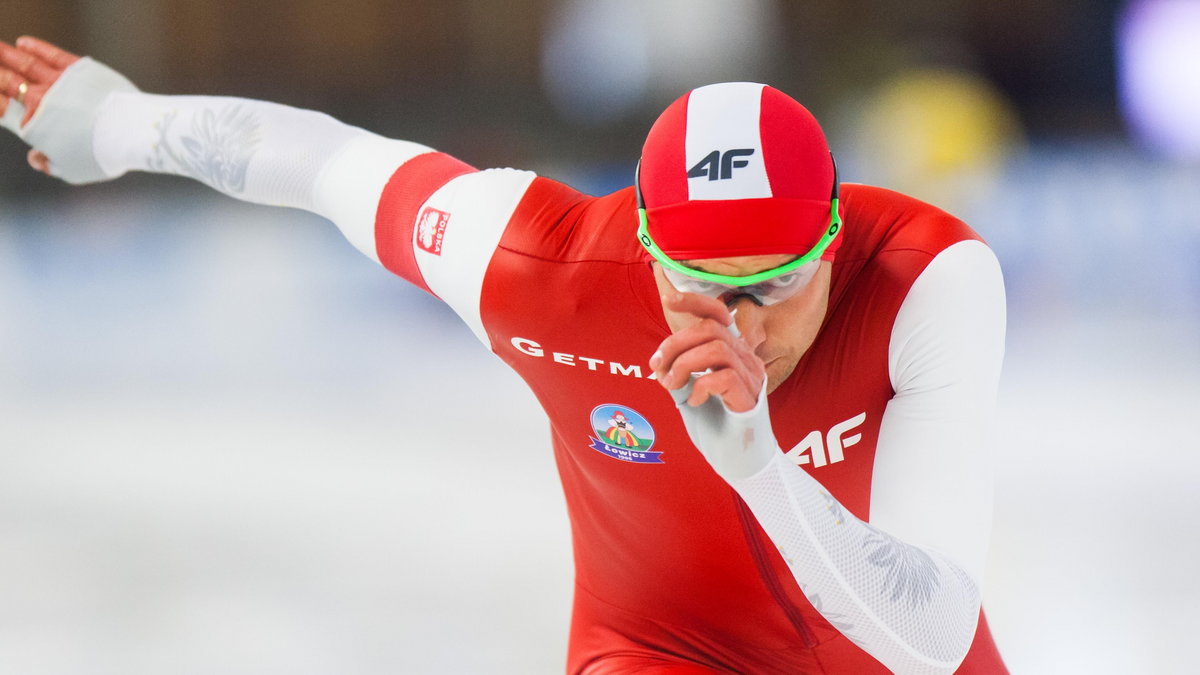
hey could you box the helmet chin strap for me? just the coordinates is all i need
[724,293,764,308]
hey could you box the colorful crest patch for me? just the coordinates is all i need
[588,404,662,464]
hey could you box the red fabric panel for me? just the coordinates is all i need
[639,90,691,207]
[373,152,476,294]
[758,87,844,260]
[645,196,834,259]
[758,86,833,200]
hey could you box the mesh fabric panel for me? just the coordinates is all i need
[734,453,981,674]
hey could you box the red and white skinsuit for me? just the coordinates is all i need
[16,61,1009,674]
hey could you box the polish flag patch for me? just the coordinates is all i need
[416,206,451,255]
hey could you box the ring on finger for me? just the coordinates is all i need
[16,80,28,105]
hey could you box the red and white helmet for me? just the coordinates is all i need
[637,82,842,262]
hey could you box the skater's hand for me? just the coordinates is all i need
[0,36,138,184]
[650,291,765,413]
[0,36,81,174]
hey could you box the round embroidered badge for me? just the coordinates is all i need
[587,404,663,464]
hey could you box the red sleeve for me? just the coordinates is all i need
[373,152,477,294]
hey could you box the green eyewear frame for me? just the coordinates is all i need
[635,154,841,287]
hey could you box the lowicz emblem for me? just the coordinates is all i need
[588,405,663,464]
[687,148,756,181]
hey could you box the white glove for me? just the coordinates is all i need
[666,317,779,481]
[669,375,778,481]
[1,57,139,184]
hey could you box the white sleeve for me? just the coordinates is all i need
[3,57,436,264]
[92,90,432,263]
[13,58,539,343]
[870,240,1006,584]
[726,240,1005,674]
[6,57,436,263]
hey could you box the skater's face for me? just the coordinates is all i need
[653,254,831,394]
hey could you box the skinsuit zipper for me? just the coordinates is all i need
[733,492,818,649]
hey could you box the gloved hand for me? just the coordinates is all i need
[668,373,779,481]
[0,37,137,184]
[651,291,779,481]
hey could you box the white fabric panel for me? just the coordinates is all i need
[871,240,1006,583]
[93,91,430,265]
[96,93,355,213]
[685,82,772,200]
[93,91,169,178]
[413,168,537,347]
[313,136,434,263]
[735,453,981,675]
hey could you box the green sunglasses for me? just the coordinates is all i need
[635,154,841,286]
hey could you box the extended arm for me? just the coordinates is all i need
[1,38,433,263]
[91,87,435,262]
[658,241,1005,674]
[1,38,541,347]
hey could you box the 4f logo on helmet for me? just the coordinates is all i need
[687,148,756,181]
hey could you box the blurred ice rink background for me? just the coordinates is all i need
[2,1,1198,673]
